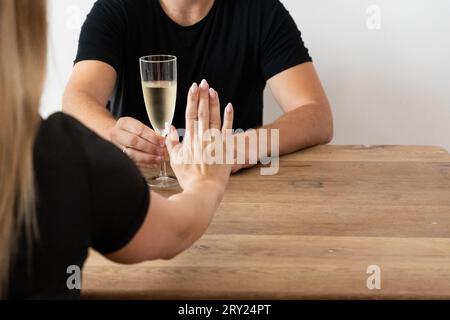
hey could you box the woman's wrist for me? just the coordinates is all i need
[186,179,227,196]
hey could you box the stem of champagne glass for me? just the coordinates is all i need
[160,160,168,178]
[160,131,168,178]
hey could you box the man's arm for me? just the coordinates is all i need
[63,60,117,140]
[233,62,333,172]
[63,60,165,168]
[264,62,333,153]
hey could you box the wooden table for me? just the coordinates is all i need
[83,145,450,299]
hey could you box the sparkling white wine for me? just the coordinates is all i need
[142,81,177,136]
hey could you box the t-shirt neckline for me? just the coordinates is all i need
[156,0,218,31]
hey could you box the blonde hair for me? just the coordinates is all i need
[0,0,47,297]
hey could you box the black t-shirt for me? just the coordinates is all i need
[75,0,312,131]
[7,113,150,299]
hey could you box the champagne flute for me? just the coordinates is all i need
[140,55,178,189]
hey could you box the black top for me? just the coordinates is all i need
[7,113,150,299]
[75,0,312,131]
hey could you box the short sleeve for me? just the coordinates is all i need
[72,119,150,254]
[259,0,312,80]
[74,0,127,74]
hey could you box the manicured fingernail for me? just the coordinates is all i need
[200,79,208,89]
[209,88,216,99]
[226,103,233,113]
[190,82,198,94]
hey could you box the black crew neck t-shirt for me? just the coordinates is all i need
[7,113,150,299]
[75,0,312,131]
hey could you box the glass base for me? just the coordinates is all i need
[147,175,178,189]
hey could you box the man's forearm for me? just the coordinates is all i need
[63,91,116,141]
[262,103,333,156]
[238,103,333,163]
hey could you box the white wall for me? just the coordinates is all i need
[40,0,92,118]
[42,0,450,151]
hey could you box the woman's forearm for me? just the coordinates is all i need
[109,182,226,264]
[161,181,226,257]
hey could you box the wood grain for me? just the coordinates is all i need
[282,145,450,162]
[84,235,450,300]
[83,145,450,299]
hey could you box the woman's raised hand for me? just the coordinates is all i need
[166,79,234,191]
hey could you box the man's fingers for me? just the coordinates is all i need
[117,117,165,147]
[124,148,164,165]
[139,126,166,147]
[185,82,199,141]
[209,88,222,130]
[222,103,234,135]
[112,130,164,156]
[198,79,210,136]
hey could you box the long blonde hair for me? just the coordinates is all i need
[0,0,47,297]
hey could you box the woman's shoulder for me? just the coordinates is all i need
[36,112,118,162]
[40,112,89,134]
[37,112,99,149]
[34,113,92,169]
[37,112,143,181]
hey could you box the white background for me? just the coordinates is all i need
[41,0,450,151]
